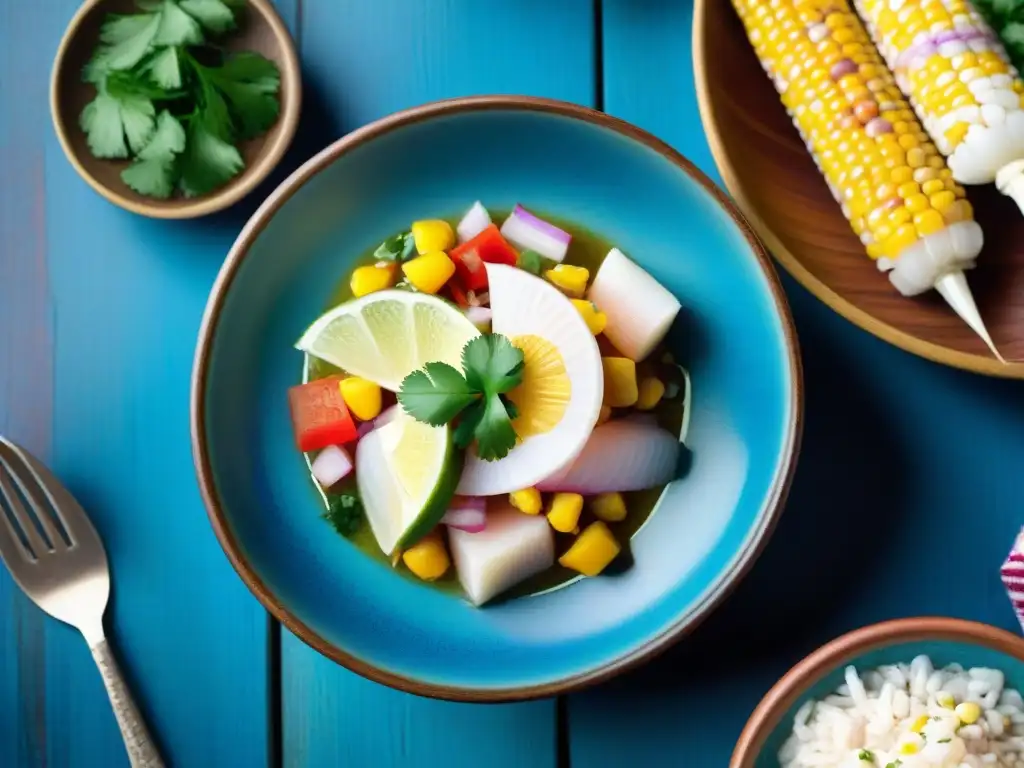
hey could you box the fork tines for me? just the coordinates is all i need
[0,438,73,562]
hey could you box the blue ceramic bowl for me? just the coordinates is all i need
[731,618,1024,767]
[191,96,803,700]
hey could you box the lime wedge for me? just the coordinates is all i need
[356,409,462,556]
[296,290,481,391]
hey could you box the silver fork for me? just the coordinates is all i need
[0,435,165,768]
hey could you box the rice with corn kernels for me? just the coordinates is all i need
[779,655,1024,767]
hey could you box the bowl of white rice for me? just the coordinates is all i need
[731,618,1024,768]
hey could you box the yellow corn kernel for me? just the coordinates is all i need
[931,191,956,214]
[559,521,621,577]
[942,122,966,148]
[905,194,929,214]
[402,251,455,294]
[350,264,395,297]
[402,532,450,581]
[882,224,918,258]
[898,737,922,756]
[914,209,945,236]
[411,220,454,255]
[546,493,583,533]
[571,299,607,335]
[955,701,981,725]
[602,357,638,407]
[339,377,382,421]
[936,691,955,709]
[891,167,914,185]
[509,488,542,516]
[591,492,627,523]
[921,179,944,196]
[636,377,665,411]
[597,404,612,425]
[909,715,929,733]
[544,265,590,298]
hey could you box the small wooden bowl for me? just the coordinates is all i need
[50,0,301,219]
[694,0,1024,378]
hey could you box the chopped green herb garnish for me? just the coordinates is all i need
[323,492,363,536]
[517,249,543,275]
[398,334,525,461]
[937,738,951,743]
[884,761,902,768]
[857,749,874,762]
[373,231,416,262]
[79,0,281,199]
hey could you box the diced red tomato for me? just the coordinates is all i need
[288,376,358,452]
[449,224,519,291]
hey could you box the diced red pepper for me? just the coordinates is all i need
[449,224,519,291]
[288,376,358,452]
[446,279,470,308]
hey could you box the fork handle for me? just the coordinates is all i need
[91,639,166,768]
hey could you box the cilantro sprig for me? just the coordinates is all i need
[79,0,281,200]
[398,335,526,461]
[373,232,416,262]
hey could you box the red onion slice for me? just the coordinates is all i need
[499,204,571,262]
[311,445,353,488]
[457,201,491,243]
[442,496,487,533]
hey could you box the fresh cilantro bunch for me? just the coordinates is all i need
[80,0,282,199]
[398,335,526,461]
[975,0,1024,67]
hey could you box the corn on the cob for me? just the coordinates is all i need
[855,0,1024,206]
[732,0,999,356]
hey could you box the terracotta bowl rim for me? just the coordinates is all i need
[49,0,302,219]
[731,616,1024,767]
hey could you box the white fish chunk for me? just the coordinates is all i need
[448,499,554,606]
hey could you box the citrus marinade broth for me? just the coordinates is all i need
[304,211,683,601]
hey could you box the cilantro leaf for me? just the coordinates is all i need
[397,363,477,425]
[153,0,204,46]
[462,335,525,395]
[473,393,518,461]
[177,115,243,196]
[517,249,543,275]
[374,232,415,262]
[204,53,281,139]
[179,0,238,34]
[80,89,155,159]
[121,111,186,198]
[89,12,161,73]
[142,46,182,89]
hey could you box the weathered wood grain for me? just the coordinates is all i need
[0,2,304,766]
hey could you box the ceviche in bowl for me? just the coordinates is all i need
[192,96,801,699]
[288,202,692,606]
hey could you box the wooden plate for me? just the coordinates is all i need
[693,0,1024,378]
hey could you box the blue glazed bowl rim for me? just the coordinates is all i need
[730,617,1024,767]
[190,95,805,702]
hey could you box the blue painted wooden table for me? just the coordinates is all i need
[2,2,1023,766]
